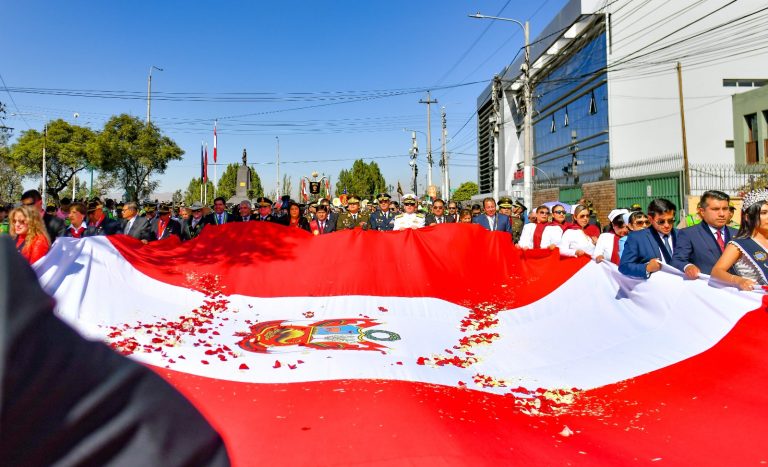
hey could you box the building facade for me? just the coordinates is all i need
[476,0,768,214]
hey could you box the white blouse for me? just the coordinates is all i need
[593,232,617,261]
[559,228,596,257]
[519,223,563,249]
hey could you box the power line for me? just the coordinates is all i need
[0,72,31,129]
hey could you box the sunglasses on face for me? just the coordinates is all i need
[433,205,444,209]
[654,218,675,225]
[553,210,566,215]
[538,211,550,215]
[404,202,416,206]
[633,220,650,226]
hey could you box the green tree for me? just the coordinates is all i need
[95,114,183,201]
[336,159,386,200]
[452,181,479,202]
[6,119,98,204]
[216,163,264,201]
[184,177,215,206]
[62,175,89,201]
[0,104,22,202]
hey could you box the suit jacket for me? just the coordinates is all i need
[311,217,335,234]
[204,212,233,226]
[89,216,123,236]
[234,215,257,222]
[186,216,210,240]
[150,217,184,241]
[424,214,455,225]
[253,214,284,224]
[43,212,66,241]
[121,216,153,242]
[619,227,678,279]
[670,221,736,275]
[472,213,512,234]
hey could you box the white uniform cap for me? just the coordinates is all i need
[402,194,418,202]
[608,208,629,223]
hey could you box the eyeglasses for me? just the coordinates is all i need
[538,211,550,215]
[633,220,650,226]
[433,205,445,209]
[448,206,457,210]
[552,210,566,215]
[12,219,27,225]
[403,202,416,206]
[654,218,675,226]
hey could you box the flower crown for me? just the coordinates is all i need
[742,188,768,210]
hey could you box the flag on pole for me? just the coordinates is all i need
[35,226,768,466]
[200,143,205,182]
[203,143,209,183]
[213,121,218,163]
[397,181,404,196]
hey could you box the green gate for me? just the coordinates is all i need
[616,172,682,216]
[558,187,583,205]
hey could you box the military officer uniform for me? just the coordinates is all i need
[510,200,526,244]
[392,194,425,230]
[336,195,370,230]
[369,193,396,231]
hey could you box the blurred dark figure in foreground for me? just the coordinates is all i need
[0,238,230,466]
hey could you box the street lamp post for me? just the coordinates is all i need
[469,13,532,210]
[146,65,163,124]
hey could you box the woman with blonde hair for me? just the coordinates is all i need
[9,205,51,263]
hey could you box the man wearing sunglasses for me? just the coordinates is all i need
[392,194,425,230]
[619,198,678,279]
[425,199,453,226]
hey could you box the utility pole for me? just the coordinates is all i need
[146,65,163,125]
[275,136,281,200]
[440,107,449,200]
[419,91,438,195]
[521,20,533,213]
[676,62,690,196]
[409,131,419,196]
[491,76,501,202]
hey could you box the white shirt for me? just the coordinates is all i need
[559,228,596,257]
[518,223,562,249]
[593,232,618,261]
[393,213,425,231]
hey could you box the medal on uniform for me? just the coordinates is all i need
[755,251,767,262]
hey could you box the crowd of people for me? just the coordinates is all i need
[2,187,766,290]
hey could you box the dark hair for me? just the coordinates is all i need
[69,202,87,215]
[287,201,302,218]
[316,204,328,212]
[21,189,42,202]
[611,216,626,228]
[736,200,766,239]
[60,197,72,205]
[647,198,676,217]
[459,208,472,219]
[213,196,226,205]
[629,211,647,223]
[698,190,729,209]
[471,204,481,210]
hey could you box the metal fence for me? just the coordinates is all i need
[534,152,768,197]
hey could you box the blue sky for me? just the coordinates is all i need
[2,0,567,198]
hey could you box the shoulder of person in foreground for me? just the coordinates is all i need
[0,237,230,466]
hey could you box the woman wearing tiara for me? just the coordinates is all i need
[711,189,768,289]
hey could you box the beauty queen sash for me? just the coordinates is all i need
[731,237,768,285]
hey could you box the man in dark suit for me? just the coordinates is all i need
[235,200,257,222]
[186,201,209,239]
[425,198,455,226]
[671,190,736,278]
[619,198,679,279]
[20,190,65,241]
[472,197,512,234]
[309,204,335,235]
[253,197,283,223]
[204,196,233,226]
[150,204,184,241]
[86,199,122,236]
[120,202,153,242]
[369,193,396,231]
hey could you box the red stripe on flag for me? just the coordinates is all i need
[154,308,768,466]
[213,122,218,163]
[108,222,588,307]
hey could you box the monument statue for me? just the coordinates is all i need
[229,148,252,205]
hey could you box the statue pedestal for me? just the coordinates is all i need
[227,165,251,205]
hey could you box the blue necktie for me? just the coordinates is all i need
[663,234,672,257]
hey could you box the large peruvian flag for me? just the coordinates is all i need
[35,223,768,465]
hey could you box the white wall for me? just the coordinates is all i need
[606,0,768,166]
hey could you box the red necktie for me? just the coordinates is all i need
[610,234,620,265]
[716,229,725,252]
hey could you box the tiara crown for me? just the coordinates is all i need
[742,188,768,210]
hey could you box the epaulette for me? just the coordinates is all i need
[415,213,425,218]
[394,213,405,219]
